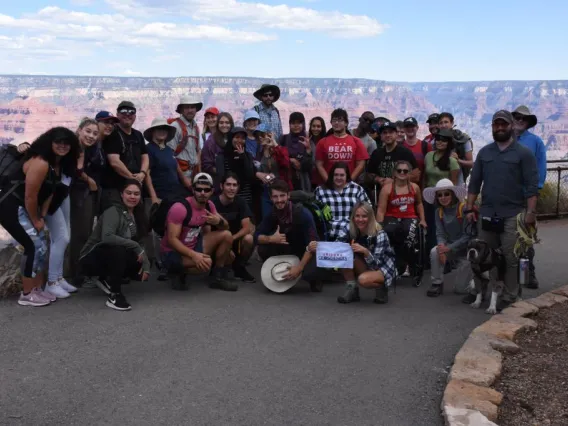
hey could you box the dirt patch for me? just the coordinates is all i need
[495,301,568,425]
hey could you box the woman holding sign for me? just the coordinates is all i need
[332,201,397,305]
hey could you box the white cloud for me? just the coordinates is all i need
[137,22,275,42]
[123,69,141,75]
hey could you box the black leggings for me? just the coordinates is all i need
[383,217,418,269]
[0,196,47,278]
[80,245,141,293]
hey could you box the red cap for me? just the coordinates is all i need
[204,107,220,116]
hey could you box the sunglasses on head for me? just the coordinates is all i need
[118,109,136,115]
[437,191,452,198]
[194,187,212,193]
[396,169,409,174]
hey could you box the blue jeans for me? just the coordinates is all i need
[45,197,70,282]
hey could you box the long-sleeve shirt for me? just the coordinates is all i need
[468,141,539,218]
[255,103,283,141]
[435,204,471,254]
[201,134,225,176]
[517,130,547,189]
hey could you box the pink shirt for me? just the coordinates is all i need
[160,197,217,253]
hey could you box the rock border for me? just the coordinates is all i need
[441,285,568,425]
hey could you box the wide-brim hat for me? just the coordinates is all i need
[254,84,281,102]
[260,255,302,293]
[143,117,176,143]
[176,95,203,113]
[423,178,467,205]
[512,105,537,128]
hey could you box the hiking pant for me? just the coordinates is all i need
[478,216,518,303]
[430,247,471,290]
[68,188,98,279]
[80,245,141,293]
[45,197,70,282]
[383,217,418,271]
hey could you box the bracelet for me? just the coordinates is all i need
[140,170,147,176]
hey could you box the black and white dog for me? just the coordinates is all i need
[466,238,507,314]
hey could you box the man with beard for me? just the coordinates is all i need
[367,121,418,192]
[161,173,237,291]
[253,84,283,141]
[423,113,440,148]
[315,108,369,182]
[101,101,150,211]
[512,105,547,288]
[402,116,431,181]
[464,110,539,311]
[255,179,321,292]
[168,96,203,180]
[212,172,256,283]
[352,111,378,156]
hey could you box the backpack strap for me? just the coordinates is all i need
[421,140,428,157]
[456,201,466,222]
[180,198,193,228]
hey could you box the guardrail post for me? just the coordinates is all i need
[556,166,561,217]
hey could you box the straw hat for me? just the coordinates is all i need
[143,117,176,143]
[423,178,467,205]
[260,255,302,293]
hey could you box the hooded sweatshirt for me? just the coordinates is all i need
[434,203,471,254]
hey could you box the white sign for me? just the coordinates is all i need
[316,242,353,269]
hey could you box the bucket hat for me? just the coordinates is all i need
[176,95,203,114]
[253,84,281,102]
[143,117,176,143]
[260,255,302,293]
[423,178,467,205]
[512,105,538,128]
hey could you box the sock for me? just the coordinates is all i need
[346,280,357,289]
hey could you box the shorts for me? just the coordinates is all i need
[161,234,203,272]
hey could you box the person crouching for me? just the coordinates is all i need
[336,201,397,305]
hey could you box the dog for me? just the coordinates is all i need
[466,238,507,314]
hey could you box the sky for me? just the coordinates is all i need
[1,0,567,82]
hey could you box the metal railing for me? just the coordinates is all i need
[537,160,568,219]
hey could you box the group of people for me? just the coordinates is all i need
[0,82,546,312]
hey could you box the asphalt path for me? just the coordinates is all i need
[1,219,567,426]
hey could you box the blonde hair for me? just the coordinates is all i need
[348,201,381,239]
[78,117,98,131]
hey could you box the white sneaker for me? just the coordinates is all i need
[57,278,77,293]
[46,282,71,299]
[402,265,410,277]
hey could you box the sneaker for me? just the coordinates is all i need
[39,287,57,302]
[209,276,238,292]
[82,277,99,289]
[157,267,169,282]
[106,293,132,311]
[58,278,78,293]
[402,265,410,277]
[234,266,256,283]
[18,290,51,307]
[45,282,71,299]
[170,273,189,291]
[95,279,112,295]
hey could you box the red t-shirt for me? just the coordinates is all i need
[403,139,431,172]
[315,135,369,174]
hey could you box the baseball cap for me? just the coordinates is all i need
[379,121,397,132]
[95,111,120,123]
[231,126,248,136]
[205,107,220,116]
[426,113,440,124]
[243,109,261,123]
[403,117,418,127]
[254,123,272,134]
[193,172,214,187]
[117,101,136,111]
[492,110,514,125]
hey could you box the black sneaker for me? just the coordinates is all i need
[95,279,112,295]
[209,276,238,292]
[106,293,131,311]
[157,267,169,282]
[171,273,189,291]
[234,266,256,283]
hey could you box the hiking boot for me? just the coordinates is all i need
[209,276,238,292]
[337,286,360,304]
[426,282,444,297]
[309,280,323,293]
[234,265,256,283]
[171,273,189,291]
[526,273,539,289]
[461,293,478,304]
[157,267,169,282]
[373,286,388,304]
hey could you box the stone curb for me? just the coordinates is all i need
[441,285,568,426]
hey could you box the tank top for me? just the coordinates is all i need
[385,183,417,219]
[9,160,58,208]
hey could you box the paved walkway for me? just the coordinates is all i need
[1,220,567,426]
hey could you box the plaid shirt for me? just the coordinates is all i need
[315,181,371,241]
[255,102,283,141]
[337,224,398,287]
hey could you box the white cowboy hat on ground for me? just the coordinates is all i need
[176,95,203,113]
[143,117,177,143]
[423,178,467,205]
[260,255,302,293]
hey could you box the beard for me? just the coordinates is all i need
[493,129,513,143]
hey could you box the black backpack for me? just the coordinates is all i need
[289,190,333,240]
[0,144,26,205]
[150,197,212,237]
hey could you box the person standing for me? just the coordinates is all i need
[402,116,431,181]
[201,112,234,177]
[253,84,283,141]
[438,112,474,185]
[168,96,203,179]
[201,107,219,150]
[465,110,539,312]
[279,112,313,191]
[512,105,547,289]
[352,111,378,157]
[423,113,440,149]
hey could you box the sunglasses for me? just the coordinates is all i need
[194,187,212,193]
[262,93,274,98]
[396,169,409,174]
[118,109,136,115]
[513,114,525,121]
[437,191,452,198]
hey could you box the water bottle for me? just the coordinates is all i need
[519,256,529,285]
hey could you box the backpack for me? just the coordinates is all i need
[0,144,26,205]
[150,197,212,238]
[289,190,333,240]
[421,140,429,157]
[167,118,200,155]
[253,104,281,120]
[453,129,473,181]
